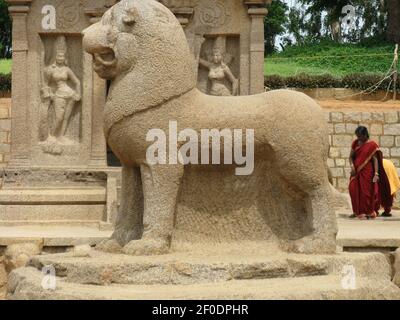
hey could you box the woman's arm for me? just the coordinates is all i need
[199,58,212,69]
[223,66,239,95]
[41,68,53,100]
[372,154,379,183]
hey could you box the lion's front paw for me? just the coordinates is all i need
[281,236,337,254]
[122,238,169,256]
[95,239,123,254]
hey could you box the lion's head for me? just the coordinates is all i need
[83,0,197,135]
[83,1,140,79]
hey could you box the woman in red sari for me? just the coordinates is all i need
[349,126,392,219]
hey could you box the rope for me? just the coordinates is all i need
[381,77,394,101]
[335,70,395,100]
[267,53,394,61]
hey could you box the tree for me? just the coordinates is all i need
[299,0,349,42]
[264,0,289,54]
[0,0,12,58]
[386,0,400,43]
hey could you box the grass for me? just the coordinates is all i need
[0,59,11,74]
[264,40,397,77]
[0,41,397,79]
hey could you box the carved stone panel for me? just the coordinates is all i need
[197,36,240,96]
[38,35,83,155]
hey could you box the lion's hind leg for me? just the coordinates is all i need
[274,143,337,254]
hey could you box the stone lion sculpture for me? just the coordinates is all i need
[83,0,337,256]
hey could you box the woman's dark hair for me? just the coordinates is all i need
[355,126,370,138]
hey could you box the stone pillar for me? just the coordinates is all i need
[85,9,108,167]
[7,0,32,167]
[245,2,268,95]
[89,71,107,167]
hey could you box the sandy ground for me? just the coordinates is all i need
[319,99,400,111]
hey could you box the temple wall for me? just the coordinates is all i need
[0,99,11,166]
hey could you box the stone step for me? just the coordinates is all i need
[0,220,102,228]
[0,188,107,222]
[0,188,106,203]
[0,206,105,222]
[7,267,400,300]
[0,225,112,247]
[26,249,394,286]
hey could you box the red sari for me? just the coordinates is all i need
[349,140,392,217]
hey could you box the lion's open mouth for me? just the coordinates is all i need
[93,48,117,72]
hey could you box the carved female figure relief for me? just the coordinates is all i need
[198,37,238,96]
[40,36,81,154]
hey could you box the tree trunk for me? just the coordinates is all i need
[387,0,400,43]
[331,21,342,42]
[328,6,342,43]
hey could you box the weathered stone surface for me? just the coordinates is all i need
[9,267,400,300]
[384,112,398,124]
[340,147,351,158]
[4,242,42,272]
[380,136,395,147]
[370,124,383,135]
[380,147,390,157]
[329,147,341,158]
[346,123,359,134]
[335,159,345,167]
[331,112,344,122]
[324,112,331,123]
[334,124,346,134]
[330,168,344,178]
[384,124,400,135]
[0,260,6,287]
[0,108,9,120]
[343,112,361,122]
[7,250,400,300]
[337,216,400,249]
[82,0,337,256]
[72,245,92,258]
[0,225,111,248]
[394,248,400,288]
[391,147,400,157]
[333,135,353,147]
[327,158,335,168]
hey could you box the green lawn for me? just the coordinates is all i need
[264,61,336,77]
[264,40,397,77]
[0,59,11,74]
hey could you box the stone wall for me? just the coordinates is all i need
[0,99,11,167]
[326,110,400,192]
[1,98,400,194]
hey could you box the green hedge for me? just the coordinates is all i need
[0,73,11,93]
[0,72,395,94]
[265,72,393,91]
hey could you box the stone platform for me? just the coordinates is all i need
[0,225,111,249]
[337,210,400,251]
[7,244,400,300]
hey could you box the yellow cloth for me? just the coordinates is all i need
[383,159,400,196]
